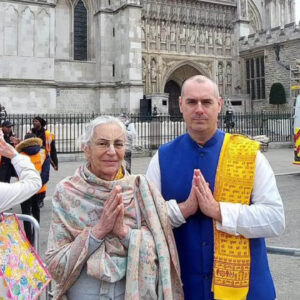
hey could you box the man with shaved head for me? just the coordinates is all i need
[147,75,285,300]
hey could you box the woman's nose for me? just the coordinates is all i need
[106,144,116,154]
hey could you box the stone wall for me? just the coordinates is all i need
[55,0,71,60]
[0,0,143,114]
[239,22,300,111]
[239,22,300,51]
[56,88,98,112]
[0,86,56,113]
[95,1,143,114]
[264,39,300,110]
[0,1,55,81]
[0,0,56,113]
[55,60,96,82]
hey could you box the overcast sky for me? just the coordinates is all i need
[296,0,300,23]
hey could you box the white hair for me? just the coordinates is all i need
[79,115,126,149]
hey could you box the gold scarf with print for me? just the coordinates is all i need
[212,134,260,300]
[114,166,125,180]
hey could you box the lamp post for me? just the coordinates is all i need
[0,104,7,123]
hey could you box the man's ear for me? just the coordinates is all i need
[179,96,183,113]
[218,97,223,113]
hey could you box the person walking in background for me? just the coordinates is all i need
[31,116,58,171]
[31,116,58,208]
[224,109,235,130]
[16,133,50,244]
[0,129,41,211]
[146,75,285,300]
[119,113,136,173]
[0,120,20,183]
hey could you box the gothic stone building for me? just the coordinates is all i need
[0,0,299,114]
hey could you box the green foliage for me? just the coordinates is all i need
[269,82,286,105]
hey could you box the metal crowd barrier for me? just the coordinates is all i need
[267,246,300,256]
[47,282,53,299]
[6,213,298,299]
[3,212,52,299]
[4,212,40,252]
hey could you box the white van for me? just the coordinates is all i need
[293,95,300,165]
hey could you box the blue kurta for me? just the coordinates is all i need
[159,130,275,300]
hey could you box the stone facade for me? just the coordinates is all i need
[239,21,300,111]
[0,0,143,114]
[0,0,299,114]
[141,0,238,114]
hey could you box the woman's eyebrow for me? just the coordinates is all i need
[93,138,108,142]
[94,138,124,142]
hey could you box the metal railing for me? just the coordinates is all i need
[267,246,300,256]
[5,111,293,153]
[219,111,293,142]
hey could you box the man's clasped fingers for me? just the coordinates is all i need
[193,169,221,221]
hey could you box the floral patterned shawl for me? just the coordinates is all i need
[46,165,183,300]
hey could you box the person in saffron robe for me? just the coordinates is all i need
[146,75,285,300]
[46,116,183,300]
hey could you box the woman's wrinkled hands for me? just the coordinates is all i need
[91,185,128,240]
[112,202,129,240]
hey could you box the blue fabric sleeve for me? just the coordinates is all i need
[41,155,50,185]
[88,235,104,257]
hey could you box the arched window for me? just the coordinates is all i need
[74,0,87,60]
[245,56,265,100]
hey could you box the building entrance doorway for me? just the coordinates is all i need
[164,80,181,116]
[164,64,200,116]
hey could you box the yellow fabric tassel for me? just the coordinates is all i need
[212,134,260,300]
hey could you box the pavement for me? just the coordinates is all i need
[9,146,300,299]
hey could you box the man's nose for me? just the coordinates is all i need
[195,101,204,113]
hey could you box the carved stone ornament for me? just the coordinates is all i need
[151,59,157,81]
[140,0,235,29]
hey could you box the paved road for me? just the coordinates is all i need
[267,173,300,300]
[10,147,300,299]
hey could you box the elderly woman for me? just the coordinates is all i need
[46,116,183,300]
